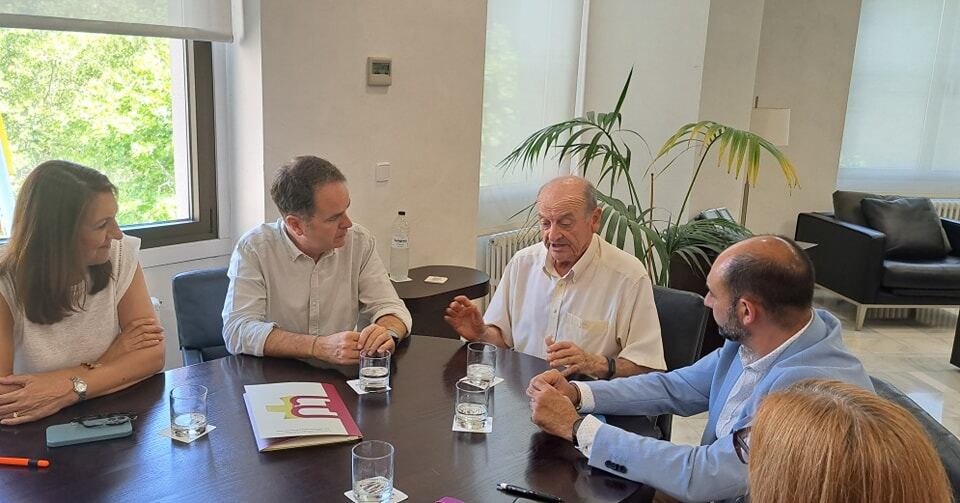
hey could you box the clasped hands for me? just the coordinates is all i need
[0,317,164,425]
[526,369,582,442]
[317,324,395,365]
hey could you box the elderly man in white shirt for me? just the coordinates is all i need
[445,176,665,378]
[222,155,411,365]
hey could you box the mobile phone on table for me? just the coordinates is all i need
[46,421,133,447]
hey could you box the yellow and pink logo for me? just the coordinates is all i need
[265,395,339,419]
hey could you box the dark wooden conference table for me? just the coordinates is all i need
[1,336,657,502]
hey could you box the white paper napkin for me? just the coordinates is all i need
[451,417,493,434]
[159,424,216,443]
[344,488,409,502]
[347,379,392,395]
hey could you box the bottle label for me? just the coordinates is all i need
[392,236,408,248]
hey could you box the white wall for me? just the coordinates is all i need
[256,0,486,268]
[744,0,863,235]
[689,0,766,218]
[582,0,710,225]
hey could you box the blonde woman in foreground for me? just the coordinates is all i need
[746,379,952,503]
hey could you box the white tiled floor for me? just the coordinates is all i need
[670,288,960,446]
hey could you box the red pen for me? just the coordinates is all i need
[0,457,50,468]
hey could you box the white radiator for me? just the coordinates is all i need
[874,198,960,326]
[476,228,539,309]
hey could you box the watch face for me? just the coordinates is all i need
[75,380,87,393]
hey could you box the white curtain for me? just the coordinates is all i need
[0,0,233,41]
[478,0,584,234]
[838,0,960,195]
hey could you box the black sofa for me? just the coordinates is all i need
[795,191,960,367]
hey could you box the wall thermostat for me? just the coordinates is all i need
[367,57,392,86]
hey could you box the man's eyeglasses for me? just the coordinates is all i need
[70,413,137,428]
[733,427,751,464]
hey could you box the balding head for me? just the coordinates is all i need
[715,235,815,323]
[537,176,598,215]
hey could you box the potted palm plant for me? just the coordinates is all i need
[499,69,799,287]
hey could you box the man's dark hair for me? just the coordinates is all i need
[722,235,815,322]
[270,155,346,217]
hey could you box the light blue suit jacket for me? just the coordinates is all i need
[583,309,873,502]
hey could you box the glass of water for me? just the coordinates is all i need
[455,378,489,431]
[352,440,394,502]
[359,349,391,393]
[466,342,497,387]
[170,384,208,439]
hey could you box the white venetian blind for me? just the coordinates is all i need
[0,0,233,41]
[838,0,960,195]
[478,0,584,234]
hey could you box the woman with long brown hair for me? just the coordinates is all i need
[0,160,164,424]
[747,379,953,503]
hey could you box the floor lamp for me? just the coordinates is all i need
[742,106,790,225]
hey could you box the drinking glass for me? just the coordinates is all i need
[465,342,497,387]
[455,378,489,431]
[170,384,208,439]
[352,440,395,502]
[359,349,391,392]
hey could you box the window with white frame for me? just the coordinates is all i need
[838,0,960,196]
[478,0,585,234]
[0,1,231,247]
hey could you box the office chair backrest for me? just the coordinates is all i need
[871,376,960,502]
[172,267,231,365]
[653,285,710,371]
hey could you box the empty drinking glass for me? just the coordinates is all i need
[170,384,208,439]
[359,349,391,393]
[455,378,489,431]
[352,440,395,502]
[465,342,497,387]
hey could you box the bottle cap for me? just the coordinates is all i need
[398,210,406,215]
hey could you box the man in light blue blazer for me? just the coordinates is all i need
[527,235,874,502]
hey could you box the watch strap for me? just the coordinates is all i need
[606,356,617,379]
[572,417,585,446]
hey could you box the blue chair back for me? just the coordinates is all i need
[172,267,231,366]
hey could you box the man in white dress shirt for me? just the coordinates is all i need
[222,155,411,365]
[445,176,665,378]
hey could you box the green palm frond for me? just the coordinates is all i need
[656,120,800,189]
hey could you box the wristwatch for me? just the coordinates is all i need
[606,356,617,379]
[70,376,88,401]
[572,417,585,446]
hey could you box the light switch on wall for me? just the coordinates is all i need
[375,162,390,182]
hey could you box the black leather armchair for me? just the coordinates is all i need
[652,286,710,440]
[795,212,960,365]
[871,377,960,501]
[172,267,231,366]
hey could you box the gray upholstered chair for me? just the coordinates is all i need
[172,267,231,366]
[871,376,960,501]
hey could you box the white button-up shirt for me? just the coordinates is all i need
[713,312,812,438]
[222,219,412,356]
[484,234,665,370]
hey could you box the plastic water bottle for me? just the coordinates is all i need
[389,211,410,281]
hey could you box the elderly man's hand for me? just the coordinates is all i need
[444,295,485,341]
[545,337,607,378]
[527,380,582,442]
